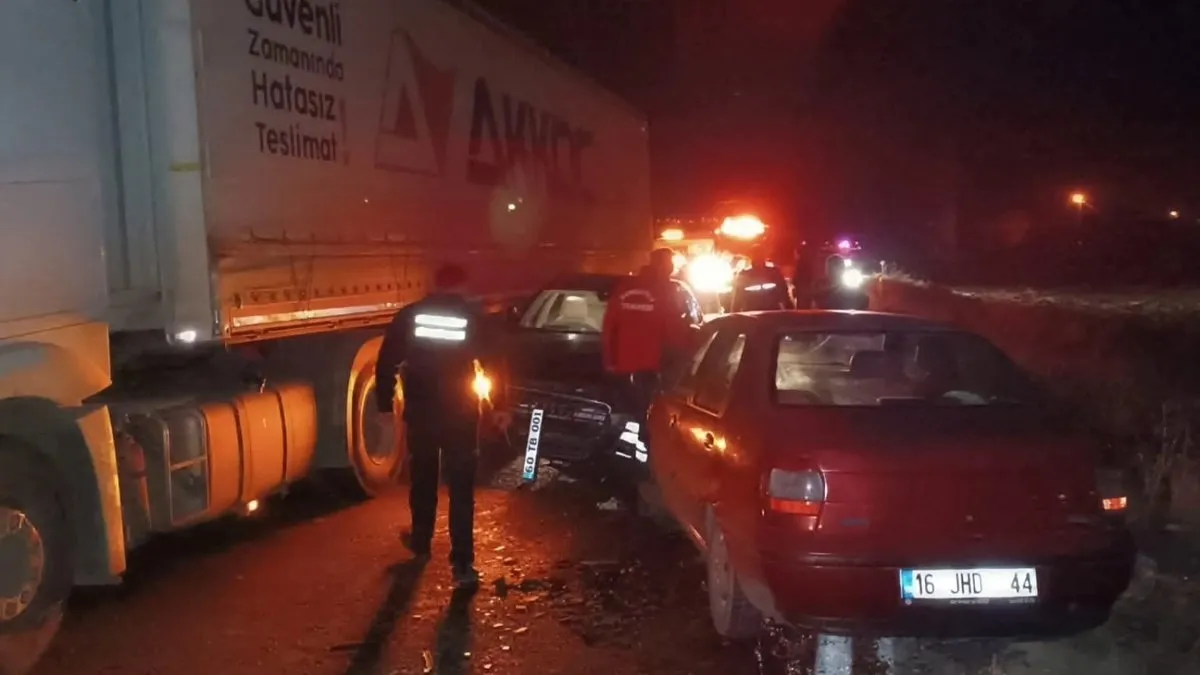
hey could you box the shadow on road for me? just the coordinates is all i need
[341,558,428,675]
[71,480,363,609]
[433,586,478,675]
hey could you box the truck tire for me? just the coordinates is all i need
[346,365,408,497]
[0,446,71,634]
[706,511,762,641]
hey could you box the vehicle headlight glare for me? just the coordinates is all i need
[685,254,735,294]
[840,268,865,289]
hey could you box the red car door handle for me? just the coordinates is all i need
[668,414,679,428]
[703,433,715,448]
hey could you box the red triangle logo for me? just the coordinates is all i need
[374,29,457,175]
[392,86,419,139]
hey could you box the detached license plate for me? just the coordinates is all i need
[899,567,1038,601]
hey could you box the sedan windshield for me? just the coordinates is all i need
[774,330,1039,406]
[520,290,607,332]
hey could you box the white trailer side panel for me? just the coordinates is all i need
[0,1,113,338]
[189,0,652,342]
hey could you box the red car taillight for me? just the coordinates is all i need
[766,468,826,529]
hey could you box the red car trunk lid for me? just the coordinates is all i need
[766,407,1107,563]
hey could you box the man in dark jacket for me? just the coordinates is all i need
[375,263,501,588]
[730,259,793,313]
[792,246,822,308]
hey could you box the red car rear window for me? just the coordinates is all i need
[773,330,1039,406]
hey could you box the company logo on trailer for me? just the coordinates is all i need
[374,29,595,198]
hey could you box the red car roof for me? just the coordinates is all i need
[708,310,956,334]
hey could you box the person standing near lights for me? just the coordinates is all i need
[601,248,695,487]
[375,263,507,588]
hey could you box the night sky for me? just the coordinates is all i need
[473,0,1200,254]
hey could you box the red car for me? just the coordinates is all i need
[647,311,1136,640]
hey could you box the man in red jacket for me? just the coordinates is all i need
[602,248,694,469]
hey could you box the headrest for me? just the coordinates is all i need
[914,335,957,374]
[559,295,590,322]
[848,350,890,378]
[882,332,906,355]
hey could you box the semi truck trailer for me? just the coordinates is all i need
[0,0,650,660]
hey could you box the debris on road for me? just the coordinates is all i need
[596,497,623,511]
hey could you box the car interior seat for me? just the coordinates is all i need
[558,295,598,330]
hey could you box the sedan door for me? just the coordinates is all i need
[650,327,720,534]
[674,331,749,534]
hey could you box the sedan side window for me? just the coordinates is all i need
[668,328,719,396]
[692,332,748,415]
[673,281,704,325]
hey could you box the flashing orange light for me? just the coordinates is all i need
[717,214,766,240]
[472,360,492,402]
[1070,192,1087,206]
[659,228,685,242]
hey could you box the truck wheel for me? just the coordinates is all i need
[0,447,71,634]
[707,512,762,641]
[347,365,408,497]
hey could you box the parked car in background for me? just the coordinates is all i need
[646,310,1136,640]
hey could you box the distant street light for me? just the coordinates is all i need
[1169,210,1180,219]
[1069,192,1088,227]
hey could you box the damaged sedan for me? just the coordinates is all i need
[497,273,704,475]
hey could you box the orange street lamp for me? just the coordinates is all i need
[1069,192,1088,226]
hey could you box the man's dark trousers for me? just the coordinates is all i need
[406,412,477,567]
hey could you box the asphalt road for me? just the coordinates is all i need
[16,458,1200,675]
[27,466,759,675]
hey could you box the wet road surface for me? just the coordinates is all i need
[30,467,756,675]
[22,460,1200,675]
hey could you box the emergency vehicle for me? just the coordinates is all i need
[654,214,772,312]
